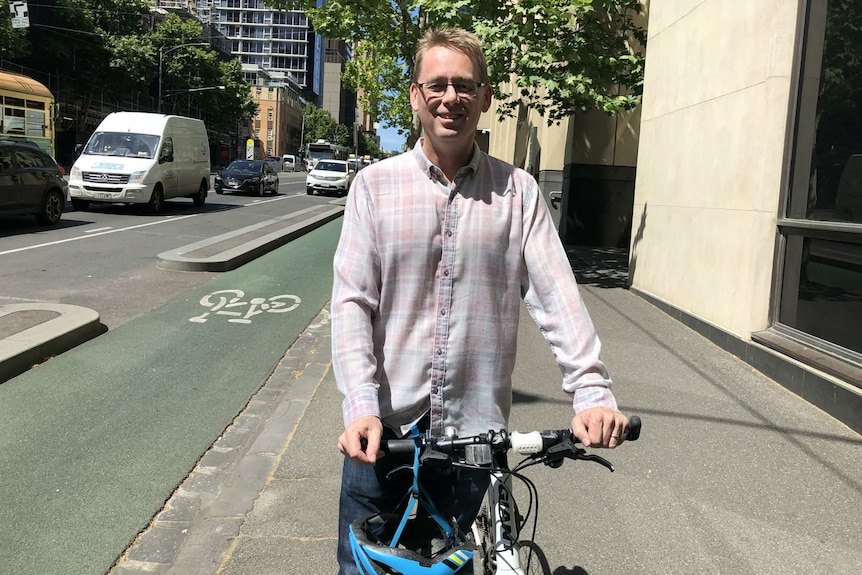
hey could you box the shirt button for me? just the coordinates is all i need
[446,230,452,237]
[437,349,442,355]
[441,309,446,316]
[443,270,449,276]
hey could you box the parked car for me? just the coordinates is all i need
[214,160,279,196]
[266,156,283,172]
[0,140,68,225]
[306,159,356,196]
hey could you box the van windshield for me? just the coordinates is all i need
[84,132,161,159]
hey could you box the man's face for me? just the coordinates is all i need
[410,45,491,151]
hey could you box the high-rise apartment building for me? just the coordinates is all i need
[153,1,367,160]
[190,0,320,103]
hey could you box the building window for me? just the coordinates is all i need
[770,0,862,384]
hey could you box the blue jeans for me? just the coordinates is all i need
[337,426,490,575]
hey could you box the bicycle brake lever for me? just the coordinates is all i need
[576,453,615,472]
[542,438,615,472]
[419,447,452,469]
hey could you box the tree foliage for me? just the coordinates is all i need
[0,9,28,59]
[285,0,645,140]
[302,105,382,158]
[303,104,342,146]
[818,0,862,150]
[6,4,255,134]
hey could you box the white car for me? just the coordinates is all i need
[306,159,356,197]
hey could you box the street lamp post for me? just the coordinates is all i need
[158,42,208,114]
[164,86,226,97]
[163,86,226,118]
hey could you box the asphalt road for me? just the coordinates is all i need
[0,171,319,329]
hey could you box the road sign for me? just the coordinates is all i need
[9,1,29,28]
[246,138,254,160]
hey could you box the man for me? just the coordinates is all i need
[331,27,630,574]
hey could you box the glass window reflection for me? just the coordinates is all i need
[781,238,862,355]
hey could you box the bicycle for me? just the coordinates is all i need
[350,416,642,574]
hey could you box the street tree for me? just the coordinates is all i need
[0,9,28,59]
[21,0,151,118]
[285,0,646,144]
[359,132,383,158]
[110,14,255,132]
[302,104,340,146]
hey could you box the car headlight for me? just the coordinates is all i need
[70,166,81,179]
[128,170,147,184]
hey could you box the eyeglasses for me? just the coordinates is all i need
[416,80,486,98]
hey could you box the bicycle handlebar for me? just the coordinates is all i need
[374,415,642,457]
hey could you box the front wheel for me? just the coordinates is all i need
[471,503,544,575]
[517,540,548,575]
[306,187,313,195]
[193,181,207,206]
[148,185,165,214]
[36,190,64,225]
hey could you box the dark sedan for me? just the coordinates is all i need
[214,160,279,196]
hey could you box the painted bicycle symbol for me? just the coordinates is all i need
[189,289,301,324]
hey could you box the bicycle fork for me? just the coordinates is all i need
[486,470,524,574]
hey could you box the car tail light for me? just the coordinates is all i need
[57,166,66,176]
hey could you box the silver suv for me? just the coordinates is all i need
[0,140,68,225]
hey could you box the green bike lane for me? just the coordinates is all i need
[0,219,343,575]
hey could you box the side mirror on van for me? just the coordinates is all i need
[159,150,173,164]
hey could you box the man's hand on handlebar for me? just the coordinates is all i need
[572,407,629,449]
[338,415,384,465]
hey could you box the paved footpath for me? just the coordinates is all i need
[110,248,861,575]
[1,216,859,574]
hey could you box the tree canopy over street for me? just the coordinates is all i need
[287,0,646,142]
[0,2,255,133]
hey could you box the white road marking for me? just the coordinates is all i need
[0,214,199,256]
[84,227,113,234]
[250,195,292,205]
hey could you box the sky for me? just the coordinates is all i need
[377,125,407,154]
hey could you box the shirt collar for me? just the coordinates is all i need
[412,139,483,181]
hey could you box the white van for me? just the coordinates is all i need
[68,112,210,213]
[282,154,300,172]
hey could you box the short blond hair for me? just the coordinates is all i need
[412,28,489,85]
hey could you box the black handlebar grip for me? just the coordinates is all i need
[626,415,642,441]
[359,437,416,455]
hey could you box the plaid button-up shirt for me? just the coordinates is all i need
[332,141,617,437]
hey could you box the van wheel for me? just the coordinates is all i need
[71,199,89,211]
[193,181,207,206]
[148,185,165,214]
[36,190,64,225]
